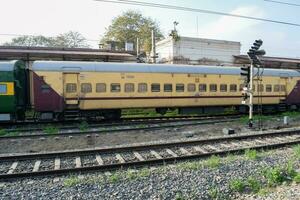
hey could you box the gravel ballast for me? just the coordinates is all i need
[0,147,299,200]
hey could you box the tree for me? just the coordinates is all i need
[3,31,90,48]
[101,10,164,52]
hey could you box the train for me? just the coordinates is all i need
[1,60,300,122]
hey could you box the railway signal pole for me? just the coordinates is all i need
[241,39,266,128]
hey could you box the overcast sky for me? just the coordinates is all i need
[1,0,300,57]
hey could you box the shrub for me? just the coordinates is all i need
[244,149,258,160]
[229,179,245,193]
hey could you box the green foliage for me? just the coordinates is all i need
[281,111,300,118]
[246,176,261,193]
[204,155,221,169]
[3,31,89,48]
[229,179,245,193]
[101,10,164,52]
[293,145,300,159]
[175,191,185,200]
[108,172,122,183]
[177,161,201,171]
[79,121,89,131]
[125,168,150,180]
[0,129,7,136]
[244,149,258,160]
[262,166,286,186]
[43,126,59,135]
[293,174,300,183]
[63,176,81,187]
[208,187,219,199]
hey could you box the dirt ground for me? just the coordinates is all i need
[0,115,299,155]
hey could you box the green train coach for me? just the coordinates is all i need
[0,60,27,121]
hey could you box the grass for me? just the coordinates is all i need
[203,155,221,169]
[281,111,300,118]
[78,121,89,131]
[63,176,81,187]
[208,187,219,199]
[246,176,261,193]
[293,145,300,159]
[229,179,245,193]
[0,129,7,136]
[293,174,300,183]
[176,161,201,171]
[108,172,122,183]
[125,168,151,180]
[244,149,258,160]
[43,126,59,135]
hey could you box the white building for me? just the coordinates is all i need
[156,36,241,66]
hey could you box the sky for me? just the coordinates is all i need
[1,0,300,58]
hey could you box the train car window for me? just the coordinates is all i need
[81,83,92,93]
[0,84,7,94]
[258,84,264,92]
[151,84,160,92]
[111,83,121,92]
[188,84,196,92]
[199,84,207,92]
[266,85,272,92]
[176,84,185,92]
[96,83,106,93]
[66,83,77,93]
[138,83,147,93]
[229,84,237,92]
[125,83,135,93]
[280,85,286,92]
[41,84,50,93]
[220,84,227,92]
[164,84,173,92]
[274,85,280,92]
[210,84,217,92]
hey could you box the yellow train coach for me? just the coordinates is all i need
[29,61,300,120]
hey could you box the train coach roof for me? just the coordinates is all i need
[32,61,300,77]
[0,60,21,71]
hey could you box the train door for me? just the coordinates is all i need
[63,73,80,106]
[279,74,289,97]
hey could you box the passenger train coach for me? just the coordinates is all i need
[1,60,300,121]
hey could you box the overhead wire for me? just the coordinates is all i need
[94,0,300,27]
[263,0,300,7]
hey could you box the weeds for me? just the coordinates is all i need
[229,179,245,193]
[43,126,59,135]
[177,161,201,171]
[208,187,219,199]
[293,174,300,183]
[244,149,258,160]
[204,155,221,169]
[293,145,300,159]
[63,176,81,187]
[246,176,261,193]
[78,121,89,131]
[108,172,122,183]
[0,129,7,136]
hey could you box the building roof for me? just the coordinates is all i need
[32,60,300,77]
[234,55,300,69]
[0,46,136,62]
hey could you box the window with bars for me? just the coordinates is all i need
[230,84,237,92]
[209,84,217,92]
[138,83,147,93]
[111,83,121,92]
[66,83,77,93]
[220,84,227,92]
[151,84,160,92]
[199,84,207,92]
[176,84,184,92]
[96,83,106,93]
[266,84,272,92]
[187,84,196,92]
[81,83,92,93]
[164,84,173,92]
[125,83,134,93]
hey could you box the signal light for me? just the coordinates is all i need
[240,65,250,84]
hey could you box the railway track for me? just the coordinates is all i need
[1,113,241,130]
[0,128,299,180]
[0,115,240,139]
